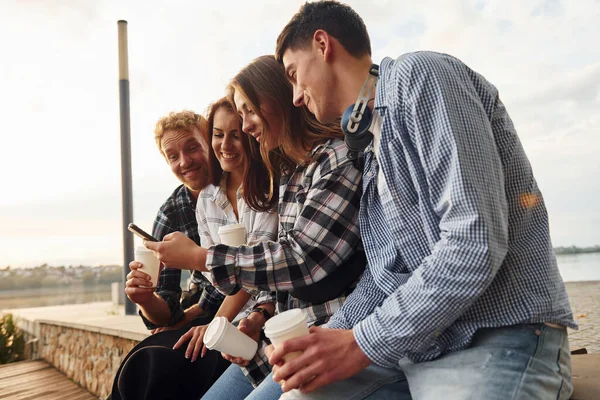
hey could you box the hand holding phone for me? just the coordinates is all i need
[128,223,159,242]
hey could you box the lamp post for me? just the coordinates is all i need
[118,20,136,315]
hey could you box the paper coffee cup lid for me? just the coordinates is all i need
[218,223,245,234]
[204,316,227,349]
[135,246,152,253]
[264,309,307,338]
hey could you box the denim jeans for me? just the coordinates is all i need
[256,366,408,400]
[274,323,573,400]
[201,363,283,400]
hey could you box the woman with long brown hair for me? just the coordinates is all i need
[172,96,278,365]
[146,56,365,399]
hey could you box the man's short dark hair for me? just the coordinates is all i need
[276,1,371,62]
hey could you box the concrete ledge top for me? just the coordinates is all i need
[3,302,150,342]
[36,317,150,342]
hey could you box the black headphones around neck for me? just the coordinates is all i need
[341,64,379,163]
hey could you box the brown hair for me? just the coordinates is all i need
[275,1,371,62]
[154,110,209,157]
[227,55,342,203]
[206,97,274,212]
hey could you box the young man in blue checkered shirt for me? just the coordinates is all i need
[264,2,577,399]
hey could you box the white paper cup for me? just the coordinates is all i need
[203,316,258,360]
[264,309,309,362]
[134,246,160,288]
[218,223,247,246]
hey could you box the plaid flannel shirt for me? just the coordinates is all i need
[140,185,225,329]
[206,139,363,385]
[327,52,576,367]
[196,173,279,302]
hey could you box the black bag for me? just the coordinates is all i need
[289,251,366,304]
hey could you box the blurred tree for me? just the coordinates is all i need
[0,314,25,364]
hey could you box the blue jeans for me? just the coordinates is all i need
[201,363,283,400]
[253,366,408,400]
[273,323,573,400]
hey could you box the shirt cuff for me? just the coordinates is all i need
[207,244,242,295]
[325,310,349,330]
[254,291,277,307]
[353,313,399,368]
[139,291,185,330]
[197,286,226,314]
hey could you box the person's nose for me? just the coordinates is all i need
[292,85,304,108]
[222,135,233,150]
[180,152,192,169]
[242,117,254,135]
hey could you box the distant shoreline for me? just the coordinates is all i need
[554,247,600,255]
[1,280,598,296]
[0,284,111,299]
[563,280,600,285]
[2,281,597,313]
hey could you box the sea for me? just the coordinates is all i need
[1,254,598,311]
[556,252,600,282]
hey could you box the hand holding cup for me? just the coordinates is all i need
[125,260,155,304]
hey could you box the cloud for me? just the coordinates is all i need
[531,0,563,17]
[0,0,598,266]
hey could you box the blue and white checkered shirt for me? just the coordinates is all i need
[328,51,576,367]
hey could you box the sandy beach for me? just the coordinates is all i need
[565,281,600,353]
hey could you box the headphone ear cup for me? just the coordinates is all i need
[341,104,355,135]
[341,105,374,157]
[341,104,372,135]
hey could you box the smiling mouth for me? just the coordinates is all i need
[182,167,200,177]
[221,153,239,160]
[251,133,262,142]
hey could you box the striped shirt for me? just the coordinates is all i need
[327,51,576,368]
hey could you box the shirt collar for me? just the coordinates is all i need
[212,172,243,204]
[374,57,392,112]
[307,139,332,159]
[212,173,228,201]
[180,185,197,211]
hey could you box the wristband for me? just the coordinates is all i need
[249,306,272,321]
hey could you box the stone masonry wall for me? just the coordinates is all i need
[39,323,139,399]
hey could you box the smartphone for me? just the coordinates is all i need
[127,223,159,242]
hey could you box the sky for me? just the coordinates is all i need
[0,0,599,268]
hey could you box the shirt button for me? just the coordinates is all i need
[366,171,374,178]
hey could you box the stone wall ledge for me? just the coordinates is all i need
[36,318,149,342]
[39,322,142,399]
[3,302,150,343]
[2,303,151,399]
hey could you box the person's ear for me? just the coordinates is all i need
[313,29,332,62]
